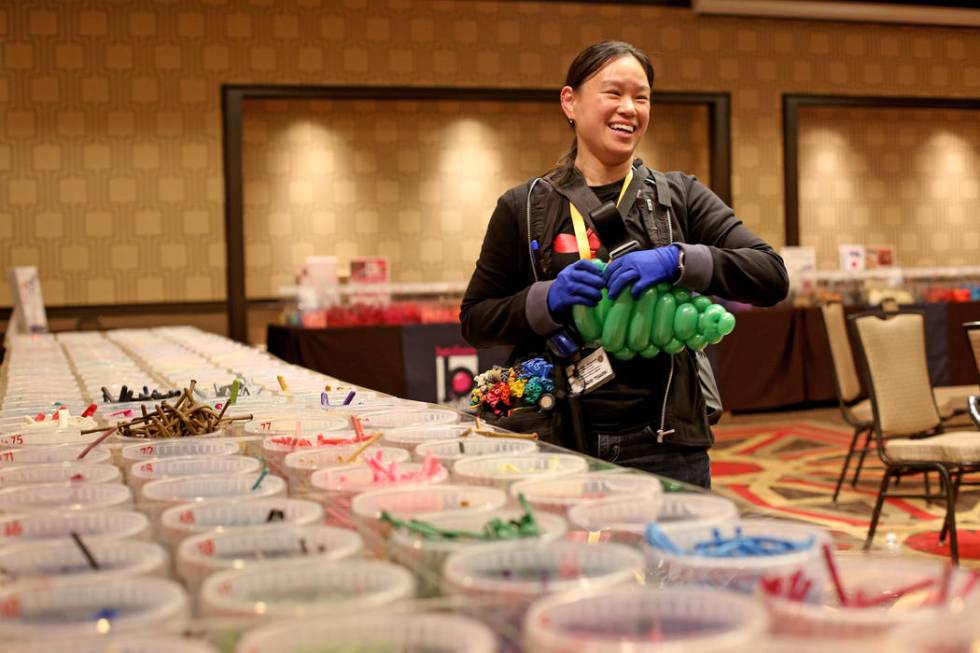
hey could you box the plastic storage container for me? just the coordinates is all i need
[0,577,189,640]
[16,635,218,653]
[381,424,473,451]
[176,524,363,595]
[140,472,286,520]
[357,408,460,430]
[888,613,980,653]
[261,430,357,475]
[235,612,497,653]
[524,585,769,653]
[567,492,738,537]
[452,453,589,490]
[0,510,150,546]
[126,455,261,493]
[645,518,829,597]
[199,558,415,620]
[390,507,568,597]
[0,444,112,466]
[0,482,133,512]
[349,484,508,553]
[0,462,121,486]
[0,539,168,582]
[157,498,324,549]
[762,554,980,641]
[119,439,240,468]
[511,472,664,516]
[413,436,539,463]
[283,445,411,494]
[0,427,103,449]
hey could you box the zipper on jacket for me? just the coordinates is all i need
[657,355,675,443]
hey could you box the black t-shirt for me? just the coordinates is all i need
[582,178,670,434]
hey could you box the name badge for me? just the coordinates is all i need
[566,347,615,395]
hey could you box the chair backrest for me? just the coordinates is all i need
[965,321,980,383]
[851,311,942,438]
[820,303,862,403]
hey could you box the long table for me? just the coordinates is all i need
[268,301,980,412]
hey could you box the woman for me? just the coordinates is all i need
[460,41,788,488]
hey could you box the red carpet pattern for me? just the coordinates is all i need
[709,421,980,562]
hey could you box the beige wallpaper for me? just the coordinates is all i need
[799,106,980,269]
[1,0,978,307]
[242,98,708,295]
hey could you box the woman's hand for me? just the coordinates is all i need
[605,245,681,299]
[546,259,606,319]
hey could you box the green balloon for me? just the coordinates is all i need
[614,347,637,361]
[651,292,676,347]
[640,344,661,358]
[596,288,612,324]
[671,288,692,304]
[573,304,602,344]
[692,295,713,313]
[706,331,724,345]
[717,311,736,336]
[686,334,707,351]
[656,282,672,294]
[698,311,721,336]
[673,303,699,341]
[702,304,725,319]
[590,259,607,273]
[626,287,658,353]
[601,290,634,353]
[663,338,685,355]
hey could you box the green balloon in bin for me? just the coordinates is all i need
[571,259,736,361]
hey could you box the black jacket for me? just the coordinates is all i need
[460,167,789,446]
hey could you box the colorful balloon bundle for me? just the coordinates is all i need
[572,260,736,361]
[469,357,555,416]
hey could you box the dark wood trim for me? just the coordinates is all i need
[782,93,980,248]
[0,298,286,322]
[222,84,732,341]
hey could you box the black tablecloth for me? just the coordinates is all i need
[268,301,980,411]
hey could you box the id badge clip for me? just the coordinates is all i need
[565,347,615,396]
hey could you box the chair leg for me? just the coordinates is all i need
[833,426,864,503]
[939,470,963,543]
[937,466,960,565]
[924,472,932,503]
[865,467,893,551]
[851,427,873,487]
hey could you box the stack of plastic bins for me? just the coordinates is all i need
[282,445,410,495]
[260,428,358,476]
[349,484,508,555]
[156,497,324,550]
[118,439,241,487]
[140,472,286,522]
[381,423,472,452]
[357,407,461,431]
[452,453,589,491]
[0,427,103,450]
[0,510,150,547]
[241,416,349,463]
[413,437,539,464]
[126,455,261,495]
[0,444,113,466]
[524,586,769,653]
[390,507,568,597]
[237,612,498,653]
[442,540,645,631]
[0,538,168,582]
[0,482,133,512]
[0,462,121,486]
[510,472,664,517]
[567,492,739,541]
[176,524,363,597]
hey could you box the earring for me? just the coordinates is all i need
[568,118,575,126]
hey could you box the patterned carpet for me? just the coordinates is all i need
[709,419,980,563]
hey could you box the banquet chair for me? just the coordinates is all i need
[851,310,980,564]
[965,322,980,384]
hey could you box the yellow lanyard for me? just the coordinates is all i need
[568,168,633,260]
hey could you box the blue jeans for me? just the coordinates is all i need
[595,425,711,489]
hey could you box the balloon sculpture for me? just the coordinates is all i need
[571,260,736,361]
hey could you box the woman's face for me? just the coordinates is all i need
[562,54,651,169]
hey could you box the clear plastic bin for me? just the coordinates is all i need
[0,444,112,466]
[127,455,261,494]
[357,408,460,430]
[157,498,324,549]
[15,634,218,653]
[235,612,497,653]
[390,508,568,597]
[310,462,448,528]
[283,445,411,494]
[524,585,769,653]
[381,424,473,451]
[0,538,168,582]
[413,436,539,463]
[646,518,829,597]
[0,462,121,486]
[567,492,738,537]
[763,554,980,641]
[0,481,133,512]
[0,427,102,449]
[261,430,357,475]
[176,524,363,595]
[0,577,189,640]
[511,472,664,516]
[140,473,286,521]
[349,484,508,553]
[888,613,980,653]
[242,417,349,439]
[119,439,239,467]
[0,510,150,546]
[199,558,415,620]
[451,453,589,490]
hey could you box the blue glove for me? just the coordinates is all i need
[547,259,606,319]
[605,245,681,299]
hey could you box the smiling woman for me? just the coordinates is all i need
[460,41,789,489]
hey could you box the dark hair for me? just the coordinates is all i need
[548,41,655,186]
